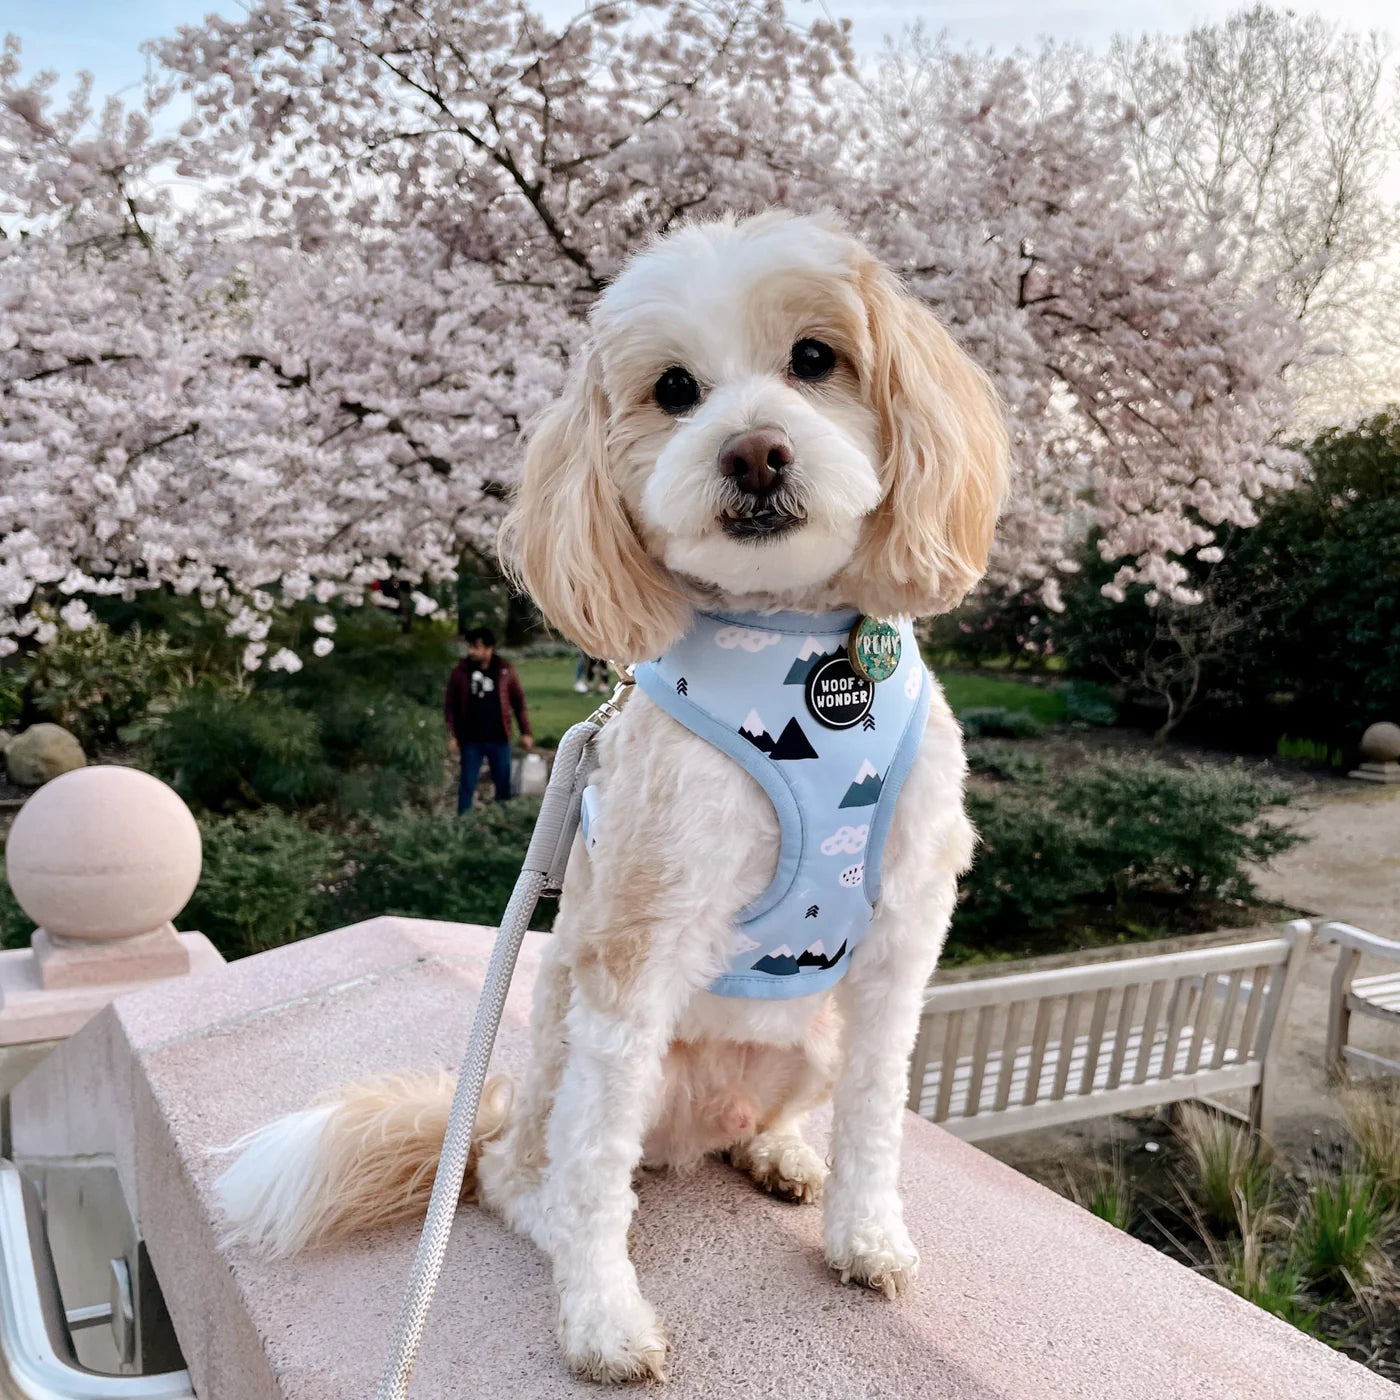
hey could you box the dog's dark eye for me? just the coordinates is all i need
[790,339,836,382]
[653,366,701,415]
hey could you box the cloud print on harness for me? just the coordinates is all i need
[716,626,782,652]
[820,823,869,856]
[839,759,884,808]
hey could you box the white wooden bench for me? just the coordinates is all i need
[1318,921,1400,1079]
[906,922,1310,1141]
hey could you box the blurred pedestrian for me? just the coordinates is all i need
[574,652,610,694]
[444,627,533,812]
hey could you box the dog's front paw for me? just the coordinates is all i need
[824,1195,919,1300]
[727,1132,827,1204]
[558,1287,670,1385]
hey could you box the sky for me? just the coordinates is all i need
[6,0,1397,101]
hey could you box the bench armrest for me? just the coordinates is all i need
[1317,922,1400,961]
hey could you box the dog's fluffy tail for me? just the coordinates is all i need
[214,1070,512,1257]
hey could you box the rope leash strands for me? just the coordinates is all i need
[373,668,635,1400]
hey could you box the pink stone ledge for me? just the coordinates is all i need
[10,918,1394,1400]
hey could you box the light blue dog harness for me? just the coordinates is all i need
[582,609,929,1000]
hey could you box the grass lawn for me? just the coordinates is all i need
[940,671,1066,724]
[514,655,1065,747]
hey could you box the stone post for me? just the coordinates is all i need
[0,765,225,1048]
[1349,721,1400,784]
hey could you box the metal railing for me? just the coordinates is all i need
[0,1164,193,1400]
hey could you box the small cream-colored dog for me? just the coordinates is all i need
[217,211,1009,1383]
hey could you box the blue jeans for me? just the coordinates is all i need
[458,742,512,812]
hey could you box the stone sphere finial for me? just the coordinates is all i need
[1360,722,1400,765]
[6,766,202,943]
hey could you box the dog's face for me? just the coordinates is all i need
[502,212,1009,663]
[594,220,885,600]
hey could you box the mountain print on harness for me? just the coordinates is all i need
[796,939,848,971]
[739,708,776,753]
[784,636,843,685]
[751,944,800,976]
[839,759,884,808]
[752,938,850,976]
[769,715,818,761]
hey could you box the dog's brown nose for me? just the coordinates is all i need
[718,427,793,496]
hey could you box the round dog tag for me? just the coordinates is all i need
[848,616,901,682]
[805,655,874,730]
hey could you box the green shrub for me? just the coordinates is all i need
[1174,1105,1277,1236]
[966,744,1048,783]
[958,706,1044,739]
[0,867,34,951]
[1048,410,1400,748]
[0,667,23,730]
[144,688,334,812]
[183,808,343,958]
[1215,1233,1319,1335]
[1055,762,1300,903]
[342,799,551,932]
[1071,1150,1133,1232]
[1343,1084,1400,1212]
[956,758,1301,947]
[23,621,194,746]
[1275,735,1346,768]
[1056,679,1119,728]
[315,688,446,816]
[959,793,1105,938]
[1291,1166,1392,1298]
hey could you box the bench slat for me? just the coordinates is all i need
[935,1010,963,1123]
[1235,965,1268,1060]
[1079,988,1112,1096]
[917,1025,1255,1121]
[1346,993,1400,1026]
[1351,972,1400,998]
[1160,979,1192,1090]
[1187,973,1215,1075]
[1023,999,1054,1108]
[922,938,1293,1015]
[1106,984,1137,1091]
[934,1061,1264,1143]
[994,1001,1024,1112]
[964,1005,995,1119]
[1134,981,1166,1085]
[1211,970,1243,1070]
[1052,994,1084,1101]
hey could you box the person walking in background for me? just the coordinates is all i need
[573,652,610,694]
[445,627,533,813]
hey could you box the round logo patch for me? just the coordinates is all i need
[849,616,902,682]
[805,655,874,729]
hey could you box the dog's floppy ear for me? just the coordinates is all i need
[846,260,1009,619]
[499,349,691,663]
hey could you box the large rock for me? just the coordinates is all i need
[5,723,87,787]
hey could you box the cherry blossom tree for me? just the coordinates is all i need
[3,1,1336,660]
[2,2,853,659]
[1109,7,1400,413]
[861,36,1304,607]
[153,0,855,292]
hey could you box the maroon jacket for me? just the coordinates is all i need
[444,655,531,744]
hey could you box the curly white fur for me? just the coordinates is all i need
[215,209,1009,1384]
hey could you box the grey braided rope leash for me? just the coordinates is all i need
[373,671,635,1400]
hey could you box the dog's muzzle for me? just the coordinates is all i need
[717,426,805,540]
